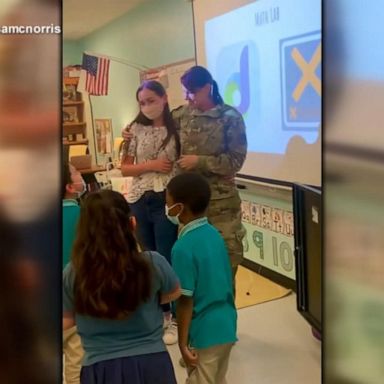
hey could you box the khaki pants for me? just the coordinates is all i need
[63,326,83,384]
[186,343,233,384]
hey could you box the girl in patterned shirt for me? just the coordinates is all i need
[120,80,180,345]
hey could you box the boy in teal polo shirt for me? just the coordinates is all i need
[166,173,237,384]
[62,160,86,383]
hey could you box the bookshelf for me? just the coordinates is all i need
[63,66,88,146]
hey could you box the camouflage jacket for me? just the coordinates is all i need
[172,104,247,200]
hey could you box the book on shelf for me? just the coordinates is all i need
[63,84,78,101]
[63,105,79,123]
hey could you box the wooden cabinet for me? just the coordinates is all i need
[63,66,88,146]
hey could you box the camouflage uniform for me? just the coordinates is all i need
[172,104,248,279]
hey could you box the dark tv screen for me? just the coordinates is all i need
[293,183,322,333]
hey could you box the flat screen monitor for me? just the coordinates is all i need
[293,183,322,333]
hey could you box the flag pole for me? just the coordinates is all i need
[87,93,99,166]
[84,51,149,71]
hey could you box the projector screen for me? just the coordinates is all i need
[193,0,321,186]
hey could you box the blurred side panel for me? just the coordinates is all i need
[0,0,61,382]
[324,0,384,382]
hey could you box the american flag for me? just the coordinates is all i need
[81,53,110,96]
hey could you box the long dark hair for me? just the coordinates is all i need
[72,190,152,319]
[121,80,180,158]
[181,65,224,105]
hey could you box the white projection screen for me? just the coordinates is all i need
[193,0,321,186]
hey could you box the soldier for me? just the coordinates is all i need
[174,66,248,284]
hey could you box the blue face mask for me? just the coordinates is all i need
[165,203,183,226]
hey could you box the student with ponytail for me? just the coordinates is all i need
[120,80,180,345]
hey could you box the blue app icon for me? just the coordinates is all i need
[280,31,321,131]
[214,41,259,120]
[223,45,250,114]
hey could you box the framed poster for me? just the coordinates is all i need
[94,118,113,165]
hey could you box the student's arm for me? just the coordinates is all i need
[152,252,180,304]
[63,311,75,330]
[120,125,150,177]
[63,264,76,330]
[120,125,173,176]
[160,283,181,304]
[121,156,173,176]
[176,295,198,366]
[171,245,199,366]
[120,128,153,177]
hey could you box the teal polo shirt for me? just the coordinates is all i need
[62,199,80,269]
[63,251,179,366]
[171,217,237,349]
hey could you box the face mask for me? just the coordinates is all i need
[165,203,183,225]
[73,179,87,199]
[141,101,164,120]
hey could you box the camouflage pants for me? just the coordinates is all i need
[207,193,246,281]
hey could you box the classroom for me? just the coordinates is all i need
[62,1,321,383]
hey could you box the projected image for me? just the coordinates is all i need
[216,40,259,128]
[205,0,321,155]
[281,31,321,131]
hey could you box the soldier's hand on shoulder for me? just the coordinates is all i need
[121,124,133,140]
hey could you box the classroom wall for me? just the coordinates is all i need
[63,0,194,150]
[63,40,83,67]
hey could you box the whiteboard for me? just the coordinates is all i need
[140,58,196,110]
